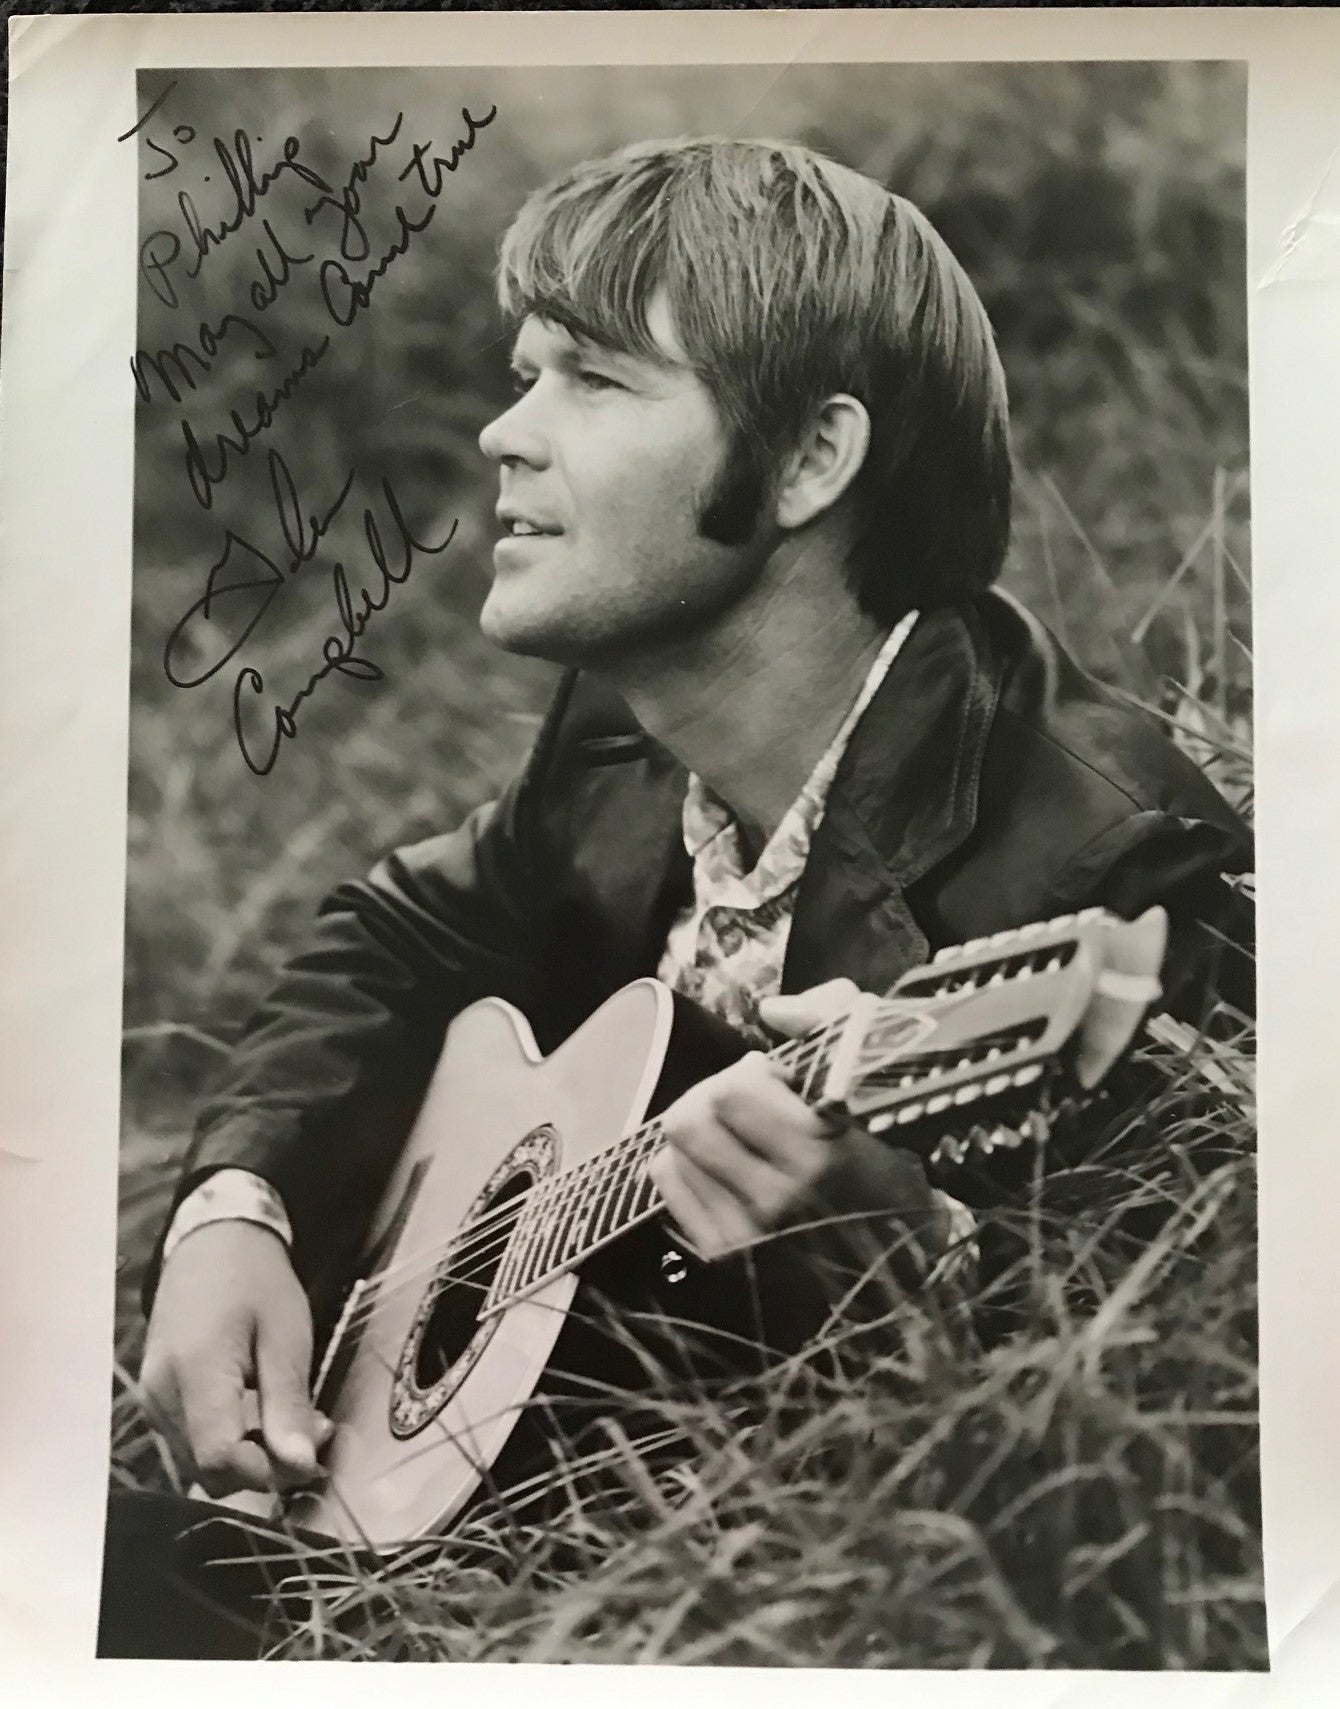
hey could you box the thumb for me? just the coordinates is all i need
[758,977,860,1038]
[255,1308,318,1481]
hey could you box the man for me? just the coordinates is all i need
[100,138,1251,1657]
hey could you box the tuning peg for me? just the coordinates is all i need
[953,1082,983,1106]
[931,1133,970,1168]
[895,1101,925,1126]
[1012,1064,1044,1087]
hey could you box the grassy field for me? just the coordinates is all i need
[111,61,1259,1665]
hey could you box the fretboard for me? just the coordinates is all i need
[485,1015,849,1311]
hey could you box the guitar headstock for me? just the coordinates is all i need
[839,906,1167,1168]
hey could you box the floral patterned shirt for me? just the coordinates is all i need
[656,612,918,1041]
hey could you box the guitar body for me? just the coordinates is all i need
[288,979,780,1549]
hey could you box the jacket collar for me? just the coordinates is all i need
[782,599,1002,993]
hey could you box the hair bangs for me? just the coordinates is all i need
[497,160,673,362]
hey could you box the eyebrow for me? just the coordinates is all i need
[509,322,678,376]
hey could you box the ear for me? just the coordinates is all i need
[773,395,871,532]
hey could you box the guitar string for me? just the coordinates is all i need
[322,988,1051,1344]
[322,968,1010,1319]
[319,1018,871,1345]
[321,967,1057,1342]
[325,1021,844,1314]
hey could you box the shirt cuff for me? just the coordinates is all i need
[161,1167,293,1264]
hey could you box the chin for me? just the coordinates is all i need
[479,586,581,663]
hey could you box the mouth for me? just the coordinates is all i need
[497,509,564,540]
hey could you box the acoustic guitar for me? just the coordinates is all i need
[255,905,1165,1550]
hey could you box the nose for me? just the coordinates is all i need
[478,385,551,469]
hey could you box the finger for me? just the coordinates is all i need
[674,1151,762,1251]
[710,1054,837,1176]
[649,1146,752,1259]
[178,1361,276,1497]
[197,1440,285,1499]
[664,1087,800,1223]
[757,978,860,1038]
[136,1357,194,1480]
[648,1145,708,1255]
[255,1311,319,1485]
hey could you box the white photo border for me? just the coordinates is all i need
[2,8,1337,1703]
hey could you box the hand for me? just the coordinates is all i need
[139,1220,331,1498]
[648,979,945,1261]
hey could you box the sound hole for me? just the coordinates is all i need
[413,1170,532,1389]
[389,1121,559,1441]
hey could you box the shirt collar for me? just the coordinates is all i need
[680,609,920,902]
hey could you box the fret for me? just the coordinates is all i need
[619,1131,659,1223]
[607,1139,655,1235]
[528,1171,580,1289]
[560,1166,601,1262]
[512,1177,565,1295]
[799,1019,841,1104]
[585,1149,627,1249]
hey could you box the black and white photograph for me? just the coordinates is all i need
[86,52,1267,1668]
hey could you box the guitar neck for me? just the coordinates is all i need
[485,905,1161,1314]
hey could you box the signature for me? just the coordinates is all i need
[232,487,458,778]
[127,83,495,772]
[162,451,456,773]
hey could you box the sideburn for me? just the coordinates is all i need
[697,435,770,546]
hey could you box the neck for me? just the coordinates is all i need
[601,552,890,848]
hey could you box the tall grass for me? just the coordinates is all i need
[112,62,1258,1664]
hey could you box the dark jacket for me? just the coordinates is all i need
[154,590,1252,1302]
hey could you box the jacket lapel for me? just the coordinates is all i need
[783,601,1001,994]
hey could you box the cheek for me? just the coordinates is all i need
[589,436,727,554]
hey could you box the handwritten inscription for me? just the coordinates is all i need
[124,82,497,772]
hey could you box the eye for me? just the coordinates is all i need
[509,369,536,398]
[576,369,621,393]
